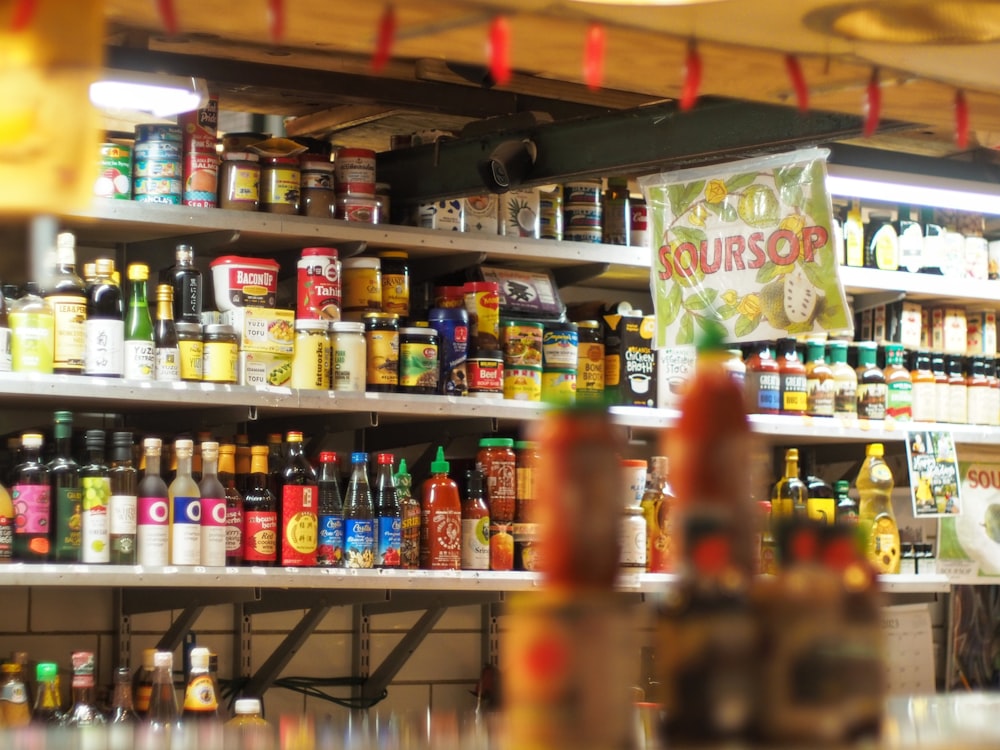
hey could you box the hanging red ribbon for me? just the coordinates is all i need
[372,5,396,73]
[489,16,511,86]
[679,40,701,112]
[785,54,809,113]
[955,90,970,149]
[863,68,881,138]
[155,0,179,36]
[268,0,285,44]
[583,23,606,91]
[9,0,37,32]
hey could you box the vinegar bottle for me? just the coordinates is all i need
[855,442,900,574]
[420,447,462,570]
[137,438,170,567]
[80,429,111,564]
[13,432,51,561]
[44,231,87,375]
[168,439,201,565]
[279,431,318,567]
[109,431,137,565]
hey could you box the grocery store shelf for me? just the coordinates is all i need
[878,574,951,594]
[748,413,1000,446]
[839,266,1000,305]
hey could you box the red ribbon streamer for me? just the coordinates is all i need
[489,16,511,86]
[9,0,36,32]
[955,90,970,149]
[680,40,701,112]
[268,0,285,44]
[156,0,179,36]
[583,23,606,91]
[785,54,809,113]
[863,68,881,138]
[372,5,396,73]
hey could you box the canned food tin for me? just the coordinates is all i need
[261,156,300,214]
[564,204,603,230]
[398,326,439,394]
[539,188,563,241]
[379,251,409,317]
[502,320,544,368]
[575,320,605,403]
[218,152,260,211]
[134,124,183,143]
[291,320,331,390]
[178,93,218,154]
[176,322,203,382]
[341,257,382,321]
[428,306,469,396]
[504,366,542,402]
[95,143,131,200]
[134,192,182,205]
[630,199,649,248]
[331,321,366,392]
[562,180,602,205]
[541,369,577,405]
[468,352,504,398]
[564,228,603,244]
[363,312,399,392]
[202,324,239,384]
[463,281,500,353]
[542,322,579,369]
[334,148,376,190]
[336,194,379,223]
[134,140,183,163]
[297,247,341,321]
[133,157,182,179]
[183,150,219,208]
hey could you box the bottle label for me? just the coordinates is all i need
[12,483,51,536]
[781,373,808,413]
[200,496,227,567]
[84,319,124,376]
[806,376,836,416]
[137,496,169,566]
[834,377,857,415]
[135,684,152,713]
[0,516,12,560]
[489,521,514,571]
[53,485,82,557]
[81,476,111,563]
[912,381,936,422]
[171,496,201,565]
[49,295,86,371]
[887,380,914,420]
[225,505,243,556]
[400,503,421,569]
[155,346,180,382]
[949,386,968,424]
[344,518,374,568]
[109,494,137,536]
[182,674,218,711]
[619,515,647,568]
[178,276,202,323]
[0,680,26,704]
[124,340,155,380]
[376,516,401,567]
[179,339,204,381]
[0,327,11,372]
[604,353,621,388]
[244,510,277,562]
[10,312,53,372]
[281,485,318,566]
[461,517,489,570]
[317,512,344,566]
[421,508,462,569]
[857,382,887,419]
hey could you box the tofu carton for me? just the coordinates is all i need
[221,307,295,356]
[239,351,293,387]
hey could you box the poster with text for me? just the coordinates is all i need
[938,455,1000,582]
[905,430,961,517]
[638,148,853,346]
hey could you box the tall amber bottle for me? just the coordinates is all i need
[910,351,936,423]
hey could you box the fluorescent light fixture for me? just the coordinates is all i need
[90,69,209,118]
[826,164,1000,215]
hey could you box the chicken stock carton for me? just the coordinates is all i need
[603,312,657,407]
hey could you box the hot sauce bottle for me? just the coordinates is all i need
[420,447,461,570]
[776,338,807,416]
[745,341,780,415]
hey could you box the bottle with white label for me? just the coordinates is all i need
[169,439,201,565]
[43,231,86,375]
[108,431,137,565]
[198,441,227,567]
[124,264,155,381]
[153,284,180,382]
[80,430,110,564]
[461,469,489,571]
[137,438,169,567]
[84,258,124,377]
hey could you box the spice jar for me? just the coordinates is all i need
[202,324,238,384]
[291,320,331,390]
[176,322,203,382]
[331,321,365,392]
[260,156,300,214]
[218,152,261,211]
[363,312,399,392]
[299,156,335,219]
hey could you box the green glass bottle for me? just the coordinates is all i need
[49,411,81,562]
[124,264,154,381]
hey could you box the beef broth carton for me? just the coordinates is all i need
[603,312,657,407]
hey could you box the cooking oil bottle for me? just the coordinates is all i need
[855,443,900,574]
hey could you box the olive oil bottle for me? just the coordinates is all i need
[855,443,900,574]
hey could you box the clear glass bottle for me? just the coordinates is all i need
[85,257,124,377]
[219,444,243,566]
[80,429,111,564]
[855,342,886,420]
[137,438,170,567]
[154,284,180,382]
[198,441,227,567]
[374,453,401,568]
[109,431,137,564]
[44,231,87,374]
[124,263,155,381]
[13,432,51,561]
[316,451,343,567]
[65,650,106,731]
[168,439,201,565]
[280,431,318,567]
[343,452,374,569]
[109,665,137,750]
[49,410,81,563]
[143,651,179,747]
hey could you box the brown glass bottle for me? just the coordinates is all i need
[855,342,886,420]
[219,444,243,566]
[242,446,277,566]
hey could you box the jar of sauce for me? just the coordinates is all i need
[378,251,410,317]
[363,312,399,392]
[420,447,461,570]
[884,343,913,421]
[575,321,604,404]
[745,341,780,415]
[856,341,887,420]
[910,350,936,422]
[398,326,439,394]
[331,321,365,392]
[804,339,834,417]
[176,322,203,382]
[827,340,857,417]
[218,152,260,211]
[932,353,950,425]
[261,156,300,214]
[202,324,238,384]
[967,356,991,425]
[291,320,331,390]
[341,258,382,321]
[476,437,516,524]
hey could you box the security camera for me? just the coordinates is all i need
[479,139,537,193]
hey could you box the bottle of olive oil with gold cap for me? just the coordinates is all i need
[856,442,900,574]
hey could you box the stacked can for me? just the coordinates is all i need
[562,180,603,243]
[539,188,563,241]
[542,321,578,405]
[502,320,544,401]
[463,282,502,398]
[95,142,132,200]
[133,124,183,204]
[178,92,219,207]
[293,247,341,390]
[334,148,379,223]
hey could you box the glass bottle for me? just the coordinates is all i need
[723,348,746,390]
[49,410,81,563]
[31,662,63,724]
[0,662,31,727]
[124,263,155,381]
[160,244,203,325]
[137,438,170,567]
[143,651,179,747]
[374,453,402,569]
[242,446,277,566]
[884,344,913,421]
[948,355,968,425]
[316,451,344,567]
[0,480,11,564]
[844,199,864,267]
[920,207,945,274]
[828,340,860,418]
[897,205,924,273]
[13,432,51,561]
[744,341,780,415]
[80,429,111,564]
[154,284,180,382]
[776,338,807,416]
[396,459,420,570]
[182,647,219,720]
[266,433,284,499]
[219,444,243,566]
[44,230,87,374]
[192,430,213,483]
[910,350,936,423]
[602,176,631,246]
[65,650,106,731]
[834,480,858,526]
[420,447,462,571]
[802,451,835,525]
[234,434,252,496]
[168,439,201,565]
[640,455,674,573]
[771,447,807,522]
[199,441,227,567]
[461,468,490,571]
[280,431,318,567]
[988,358,1000,427]
[10,282,54,374]
[109,431,137,564]
[967,356,991,426]
[343,452,374,569]
[84,257,124,377]
[133,648,156,718]
[109,666,137,750]
[855,342,887,420]
[0,280,11,373]
[856,443,900,574]
[932,353,950,425]
[804,339,834,417]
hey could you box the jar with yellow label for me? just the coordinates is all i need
[176,322,204,382]
[261,156,300,215]
[378,251,410,317]
[202,324,239,384]
[575,320,604,404]
[291,320,331,390]
[218,152,260,211]
[342,257,382,321]
[363,313,399,392]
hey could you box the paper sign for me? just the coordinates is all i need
[905,431,961,517]
[883,603,936,695]
[938,456,1000,579]
[638,148,853,346]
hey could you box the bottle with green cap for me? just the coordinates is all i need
[834,480,858,525]
[855,341,886,420]
[420,447,461,570]
[396,458,421,569]
[32,662,63,724]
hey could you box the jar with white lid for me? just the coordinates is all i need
[291,320,331,390]
[331,321,365,392]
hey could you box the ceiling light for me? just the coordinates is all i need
[89,69,209,118]
[806,1,1000,44]
[827,164,1000,215]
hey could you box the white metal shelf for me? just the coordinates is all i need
[839,266,1000,305]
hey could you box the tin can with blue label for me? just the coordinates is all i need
[428,306,469,396]
[542,322,579,370]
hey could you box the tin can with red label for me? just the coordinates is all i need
[630,198,649,248]
[334,148,376,193]
[468,353,504,398]
[178,92,219,154]
[463,281,500,353]
[297,247,342,321]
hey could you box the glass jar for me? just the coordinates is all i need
[202,324,238,384]
[575,321,604,404]
[299,156,335,219]
[176,322,203,382]
[378,251,410,317]
[363,313,399,392]
[291,320,331,390]
[218,152,260,211]
[260,156,300,215]
[398,326,439,394]
[341,257,382,321]
[331,321,366,392]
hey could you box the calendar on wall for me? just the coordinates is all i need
[884,603,936,695]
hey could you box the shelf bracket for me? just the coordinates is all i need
[247,405,259,422]
[551,263,611,288]
[244,588,388,614]
[359,606,446,704]
[156,605,205,654]
[240,603,332,698]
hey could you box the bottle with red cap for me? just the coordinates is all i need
[373,453,401,568]
[316,452,344,567]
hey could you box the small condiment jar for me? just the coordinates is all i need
[299,156,335,219]
[291,320,331,390]
[398,326,439,394]
[341,257,382,321]
[966,355,991,426]
[218,152,260,211]
[363,312,400,392]
[467,351,504,399]
[202,324,238,384]
[260,156,300,215]
[176,322,203,382]
[331,321,365,392]
[378,251,410,317]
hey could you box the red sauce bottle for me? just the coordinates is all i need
[745,342,780,415]
[420,447,461,570]
[776,338,807,416]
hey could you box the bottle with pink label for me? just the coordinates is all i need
[12,433,51,561]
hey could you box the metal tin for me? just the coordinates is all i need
[300,156,335,218]
[541,369,577,405]
[399,326,439,394]
[182,150,218,208]
[218,152,260,211]
[504,366,542,402]
[132,178,182,204]
[564,228,603,244]
[133,139,182,162]
[630,198,650,248]
[564,204,603,230]
[331,321,366,392]
[575,320,605,403]
[334,148,376,191]
[379,251,410,317]
[297,247,342,321]
[562,180,602,205]
[463,281,500,353]
[428,306,469,396]
[261,156,300,214]
[291,320,331,390]
[178,92,218,154]
[468,352,504,398]
[336,194,379,223]
[539,188,563,241]
[95,143,131,200]
[363,312,399,392]
[202,324,239,384]
[542,322,579,369]
[341,257,382,321]
[134,124,183,143]
[502,320,544,368]
[133,156,181,178]
[176,322,203,382]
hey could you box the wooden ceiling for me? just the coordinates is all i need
[102,0,1000,155]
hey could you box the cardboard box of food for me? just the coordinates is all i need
[931,307,967,354]
[656,346,695,409]
[967,309,997,355]
[604,312,657,408]
[900,301,923,350]
[221,307,295,355]
[239,351,292,387]
[463,194,499,234]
